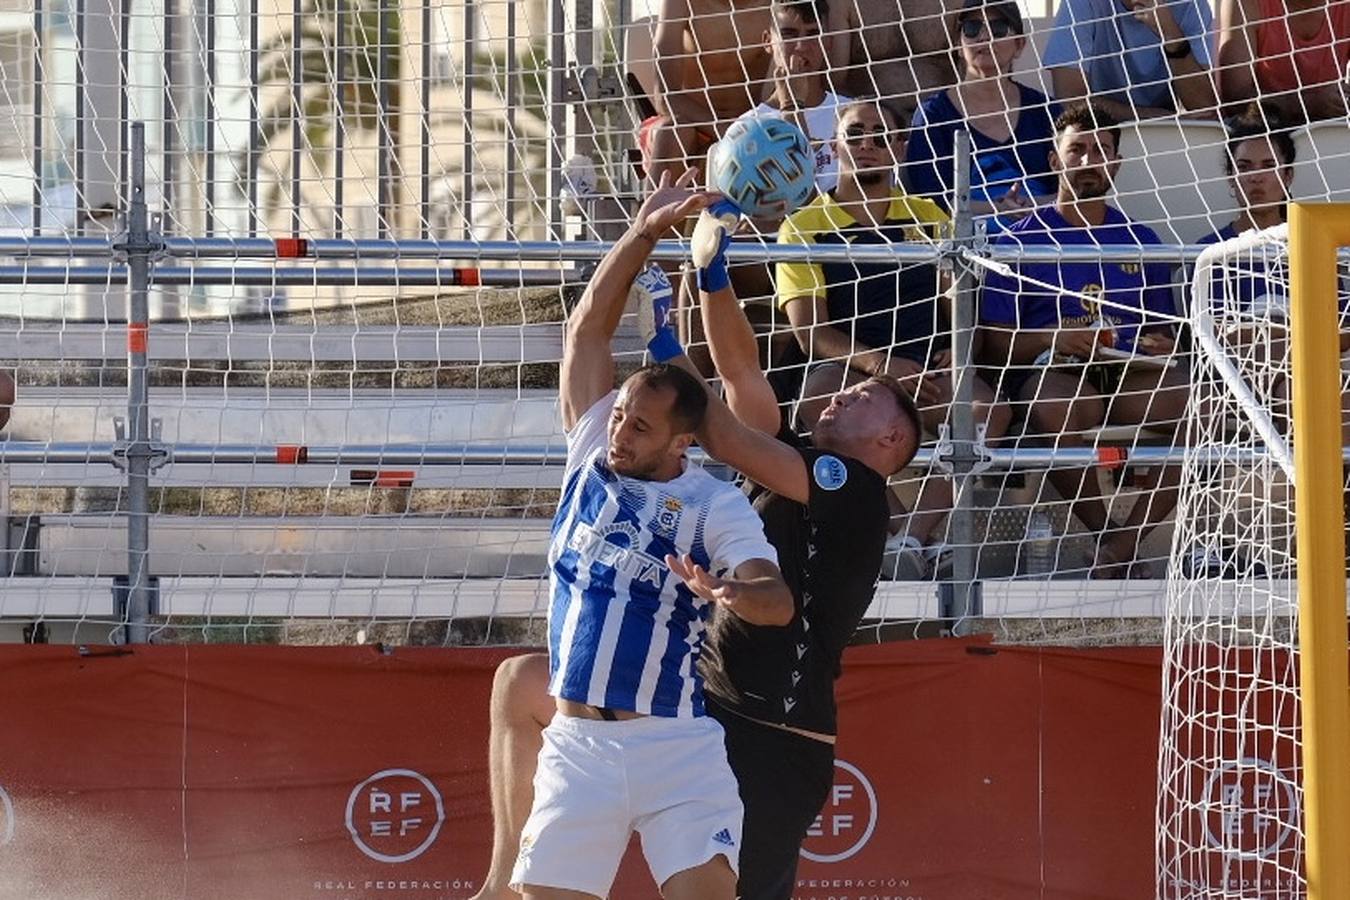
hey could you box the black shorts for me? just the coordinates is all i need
[708,699,835,900]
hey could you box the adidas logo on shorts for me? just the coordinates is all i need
[711,828,736,848]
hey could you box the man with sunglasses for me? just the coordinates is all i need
[777,98,1011,578]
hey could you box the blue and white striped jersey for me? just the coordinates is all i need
[547,392,778,718]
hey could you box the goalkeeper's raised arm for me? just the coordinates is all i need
[693,199,784,438]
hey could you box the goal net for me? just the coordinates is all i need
[1157,223,1348,899]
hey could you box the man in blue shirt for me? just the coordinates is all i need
[1043,0,1217,120]
[981,102,1188,577]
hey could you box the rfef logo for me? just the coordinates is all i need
[1202,758,1299,860]
[0,784,12,847]
[345,769,446,863]
[800,759,877,863]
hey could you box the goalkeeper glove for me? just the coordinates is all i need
[630,264,683,362]
[693,198,740,294]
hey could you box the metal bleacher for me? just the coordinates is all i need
[0,302,1190,637]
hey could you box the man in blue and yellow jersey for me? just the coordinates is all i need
[981,102,1188,578]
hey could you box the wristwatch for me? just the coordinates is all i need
[1163,40,1192,60]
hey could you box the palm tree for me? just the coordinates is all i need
[247,0,403,235]
[248,2,633,242]
[426,41,553,241]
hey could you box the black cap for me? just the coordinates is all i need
[956,0,1025,35]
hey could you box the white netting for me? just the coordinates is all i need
[1156,223,1347,899]
[1,0,1350,649]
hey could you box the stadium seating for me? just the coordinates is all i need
[1112,119,1233,243]
[1293,120,1350,204]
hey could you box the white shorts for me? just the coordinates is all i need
[510,712,743,897]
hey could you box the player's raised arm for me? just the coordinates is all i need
[693,382,812,503]
[560,169,712,431]
[695,202,783,436]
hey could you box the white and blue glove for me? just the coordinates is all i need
[630,264,683,362]
[692,198,740,294]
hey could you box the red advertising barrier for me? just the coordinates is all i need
[0,638,1166,899]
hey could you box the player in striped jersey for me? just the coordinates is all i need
[509,169,792,900]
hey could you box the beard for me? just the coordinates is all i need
[855,169,889,187]
[608,452,662,480]
[1067,172,1110,200]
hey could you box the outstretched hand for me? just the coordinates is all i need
[635,168,717,238]
[992,182,1033,218]
[665,553,740,606]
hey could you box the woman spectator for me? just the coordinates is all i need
[903,0,1060,225]
[1217,0,1350,122]
[1189,111,1350,579]
[1199,110,1295,250]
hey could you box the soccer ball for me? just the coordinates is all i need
[705,117,815,219]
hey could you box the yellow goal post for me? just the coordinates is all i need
[1288,202,1350,900]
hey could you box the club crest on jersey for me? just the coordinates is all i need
[813,455,848,491]
[653,495,683,538]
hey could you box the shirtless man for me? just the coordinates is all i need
[640,0,954,183]
[641,0,772,185]
[845,0,955,115]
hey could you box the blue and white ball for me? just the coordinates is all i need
[706,117,815,219]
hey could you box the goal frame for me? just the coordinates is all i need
[1288,201,1350,900]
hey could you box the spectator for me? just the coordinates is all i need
[1188,111,1350,573]
[1044,0,1218,121]
[981,102,1187,577]
[1198,109,1295,269]
[737,0,851,194]
[643,0,849,185]
[1216,0,1350,123]
[1199,110,1350,431]
[778,98,1012,576]
[678,0,852,379]
[1194,112,1296,347]
[903,0,1060,223]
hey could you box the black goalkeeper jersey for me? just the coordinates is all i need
[700,433,889,736]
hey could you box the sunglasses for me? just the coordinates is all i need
[843,126,893,148]
[960,17,1014,40]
